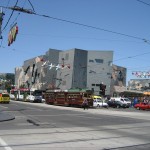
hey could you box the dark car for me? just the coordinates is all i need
[107,100,129,108]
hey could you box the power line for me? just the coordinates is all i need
[10,0,27,26]
[34,13,147,42]
[136,0,150,7]
[2,0,19,31]
[1,40,149,67]
[9,0,31,30]
[1,3,150,70]
[0,5,149,43]
[2,0,33,32]
[27,0,35,12]
[113,51,150,62]
[128,65,150,70]
[19,32,146,44]
[3,0,11,13]
[0,0,11,47]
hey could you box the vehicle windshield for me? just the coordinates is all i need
[116,101,122,104]
[96,98,102,101]
[124,98,130,102]
[2,94,10,97]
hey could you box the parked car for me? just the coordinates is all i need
[34,95,45,103]
[110,97,131,107]
[93,98,108,108]
[134,102,150,110]
[122,98,132,106]
[26,95,35,102]
[26,95,45,103]
[107,100,129,108]
[9,94,15,100]
[0,93,10,103]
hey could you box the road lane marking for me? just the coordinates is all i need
[26,107,42,111]
[0,105,8,109]
[25,114,102,119]
[0,137,13,150]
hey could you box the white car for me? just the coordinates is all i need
[93,98,108,108]
[26,95,35,102]
[27,95,45,103]
[9,94,15,100]
[110,97,131,107]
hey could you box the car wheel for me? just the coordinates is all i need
[97,104,100,108]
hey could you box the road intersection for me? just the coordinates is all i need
[0,101,150,150]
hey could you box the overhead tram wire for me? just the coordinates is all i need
[34,13,147,42]
[136,0,150,7]
[2,0,19,32]
[113,51,150,62]
[9,0,27,28]
[0,6,149,44]
[0,0,16,48]
[27,0,35,12]
[1,5,150,68]
[1,0,34,32]
[1,0,11,26]
[0,0,33,47]
[1,4,150,63]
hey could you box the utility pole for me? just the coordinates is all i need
[0,7,4,39]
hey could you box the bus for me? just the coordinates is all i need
[0,93,10,103]
[10,88,30,101]
[44,89,93,107]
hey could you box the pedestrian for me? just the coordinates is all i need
[133,97,138,106]
[82,98,89,110]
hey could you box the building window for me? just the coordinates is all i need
[92,84,95,86]
[89,60,94,63]
[96,84,100,86]
[95,59,103,63]
[107,73,111,75]
[89,70,96,74]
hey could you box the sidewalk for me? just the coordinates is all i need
[0,111,15,122]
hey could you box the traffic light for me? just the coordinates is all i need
[100,84,106,96]
[100,84,103,90]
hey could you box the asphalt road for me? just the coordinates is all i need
[0,100,150,150]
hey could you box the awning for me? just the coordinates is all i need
[144,92,150,95]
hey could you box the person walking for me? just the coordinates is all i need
[82,98,89,110]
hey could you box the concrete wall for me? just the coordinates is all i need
[87,51,113,95]
[55,48,87,90]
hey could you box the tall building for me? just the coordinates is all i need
[15,48,126,96]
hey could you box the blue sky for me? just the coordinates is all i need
[0,0,150,84]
